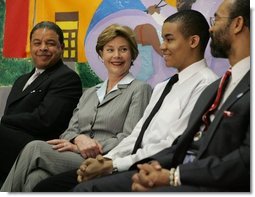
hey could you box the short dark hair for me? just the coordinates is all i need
[164,10,209,55]
[30,21,64,44]
[229,0,250,30]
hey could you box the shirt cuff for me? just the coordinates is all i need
[175,166,181,186]
[112,157,133,172]
[169,166,181,186]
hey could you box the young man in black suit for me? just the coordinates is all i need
[0,21,82,181]
[72,0,250,192]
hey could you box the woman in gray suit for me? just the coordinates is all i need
[1,24,152,192]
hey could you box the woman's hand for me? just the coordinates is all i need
[74,134,103,159]
[47,139,79,153]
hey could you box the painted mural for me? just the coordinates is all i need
[1,0,229,88]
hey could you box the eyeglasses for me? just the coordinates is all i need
[209,16,232,26]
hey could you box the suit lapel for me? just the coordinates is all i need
[22,72,49,93]
[6,72,32,105]
[6,60,63,106]
[198,71,250,158]
[98,84,128,106]
[188,85,218,135]
[181,79,220,145]
[9,71,49,104]
[171,81,219,166]
[16,73,32,92]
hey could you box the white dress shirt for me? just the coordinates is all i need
[219,56,250,108]
[206,56,250,126]
[96,73,135,104]
[105,59,218,171]
[23,68,45,91]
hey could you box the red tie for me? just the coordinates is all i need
[202,68,232,130]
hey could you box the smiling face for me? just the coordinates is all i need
[160,21,192,72]
[100,36,132,79]
[30,28,64,69]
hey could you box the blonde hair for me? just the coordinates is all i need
[96,24,139,62]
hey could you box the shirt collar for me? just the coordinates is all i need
[96,72,135,103]
[35,68,45,74]
[230,56,250,84]
[177,59,208,84]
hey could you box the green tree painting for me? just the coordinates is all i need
[0,0,102,87]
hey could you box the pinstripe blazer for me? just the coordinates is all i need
[60,79,152,153]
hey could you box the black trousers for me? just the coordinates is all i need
[33,168,231,192]
[33,169,78,192]
[73,170,135,192]
[73,170,232,192]
[33,169,135,192]
[0,124,35,179]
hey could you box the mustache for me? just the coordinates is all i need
[37,52,51,56]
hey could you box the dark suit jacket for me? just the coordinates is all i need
[1,59,82,139]
[0,59,82,176]
[135,71,250,191]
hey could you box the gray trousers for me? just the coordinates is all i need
[0,140,84,192]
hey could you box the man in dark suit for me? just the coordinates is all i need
[72,0,250,192]
[0,21,82,181]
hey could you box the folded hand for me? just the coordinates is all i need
[77,155,113,183]
[131,161,170,192]
[74,135,103,158]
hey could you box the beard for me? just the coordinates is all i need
[210,28,231,58]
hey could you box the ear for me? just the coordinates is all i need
[61,43,65,50]
[99,50,104,62]
[99,50,103,58]
[233,16,245,34]
[189,35,200,49]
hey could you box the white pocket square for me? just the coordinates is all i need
[223,110,234,118]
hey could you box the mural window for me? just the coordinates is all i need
[56,12,78,62]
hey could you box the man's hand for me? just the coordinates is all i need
[74,135,103,158]
[47,139,79,153]
[77,155,113,183]
[131,161,170,192]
